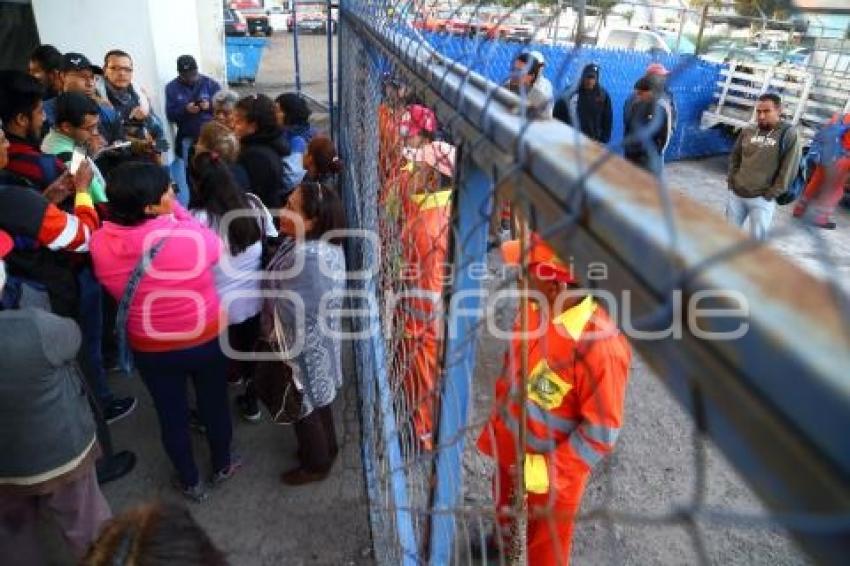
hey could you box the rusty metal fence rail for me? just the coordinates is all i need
[336,1,850,564]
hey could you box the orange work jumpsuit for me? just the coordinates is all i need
[477,297,632,565]
[795,113,850,224]
[377,103,403,200]
[396,162,452,451]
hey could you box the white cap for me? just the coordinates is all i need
[527,50,545,66]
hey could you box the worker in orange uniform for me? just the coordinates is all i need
[395,104,455,451]
[476,235,632,565]
[377,73,409,201]
[793,113,850,230]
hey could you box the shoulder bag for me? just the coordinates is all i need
[115,237,169,374]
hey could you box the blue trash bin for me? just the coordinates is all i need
[225,36,268,85]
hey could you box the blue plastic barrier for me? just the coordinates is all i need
[420,33,734,160]
[225,36,268,84]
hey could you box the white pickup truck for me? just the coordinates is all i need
[597,27,696,55]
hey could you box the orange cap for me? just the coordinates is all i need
[501,235,575,284]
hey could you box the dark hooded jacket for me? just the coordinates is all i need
[238,128,290,209]
[623,86,670,176]
[553,64,613,143]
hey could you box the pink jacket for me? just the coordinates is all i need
[91,204,224,352]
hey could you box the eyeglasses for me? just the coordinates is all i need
[107,65,133,73]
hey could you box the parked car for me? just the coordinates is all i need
[239,7,273,36]
[224,8,248,37]
[266,5,289,32]
[446,6,477,36]
[412,9,454,33]
[503,14,535,42]
[287,9,337,33]
[295,11,336,34]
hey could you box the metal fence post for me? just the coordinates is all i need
[327,0,335,140]
[428,162,492,564]
[293,0,302,93]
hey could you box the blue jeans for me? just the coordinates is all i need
[169,137,194,208]
[726,192,776,241]
[134,338,233,487]
[76,266,111,405]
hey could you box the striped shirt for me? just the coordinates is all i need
[38,192,98,252]
[0,183,98,253]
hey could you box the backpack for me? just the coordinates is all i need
[774,125,809,206]
[808,114,850,168]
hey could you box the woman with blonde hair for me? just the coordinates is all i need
[195,120,249,191]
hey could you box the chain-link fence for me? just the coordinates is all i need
[337,1,850,564]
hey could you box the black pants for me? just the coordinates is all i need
[135,339,233,487]
[227,313,261,380]
[294,405,338,473]
[101,291,118,369]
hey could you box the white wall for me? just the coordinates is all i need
[195,0,227,83]
[31,0,225,152]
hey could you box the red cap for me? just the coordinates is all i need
[646,63,670,76]
[400,104,437,138]
[501,234,575,284]
[0,230,13,259]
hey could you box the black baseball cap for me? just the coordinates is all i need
[177,55,198,74]
[61,52,102,74]
[634,77,653,92]
[583,64,599,79]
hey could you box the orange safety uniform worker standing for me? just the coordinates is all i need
[477,236,632,565]
[793,113,850,230]
[396,106,456,450]
[377,74,408,204]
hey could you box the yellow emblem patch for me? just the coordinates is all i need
[527,359,572,411]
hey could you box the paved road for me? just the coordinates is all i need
[233,30,338,117]
[460,155,848,565]
[45,339,372,565]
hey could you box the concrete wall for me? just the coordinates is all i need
[195,0,227,83]
[31,0,224,151]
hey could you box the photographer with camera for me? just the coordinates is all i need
[102,49,167,164]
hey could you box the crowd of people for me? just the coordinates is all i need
[507,49,847,235]
[0,44,345,564]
